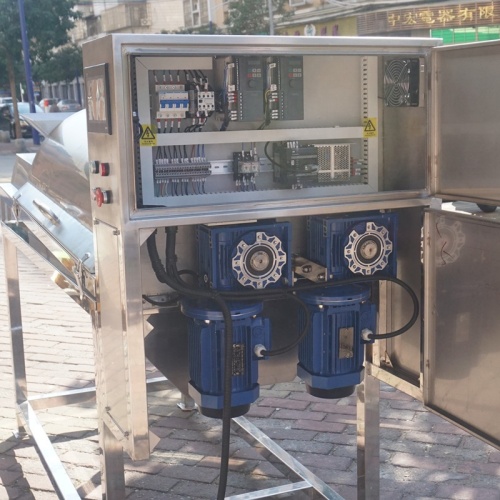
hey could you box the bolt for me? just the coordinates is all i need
[301,265,312,273]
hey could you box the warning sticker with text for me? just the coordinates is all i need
[140,124,157,146]
[363,118,378,138]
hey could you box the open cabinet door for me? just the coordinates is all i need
[425,40,500,448]
[432,40,500,206]
[424,209,500,447]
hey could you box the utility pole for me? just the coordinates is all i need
[267,0,274,35]
[18,0,40,145]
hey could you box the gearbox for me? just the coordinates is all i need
[307,212,398,280]
[197,221,292,291]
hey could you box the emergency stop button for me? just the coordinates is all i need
[93,187,111,207]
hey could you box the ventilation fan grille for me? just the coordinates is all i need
[384,58,420,107]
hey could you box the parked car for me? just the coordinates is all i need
[56,99,82,112]
[39,98,59,112]
[4,102,44,139]
[0,96,14,107]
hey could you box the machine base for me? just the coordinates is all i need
[306,384,355,399]
[199,404,250,419]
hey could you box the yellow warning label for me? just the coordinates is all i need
[140,124,157,146]
[363,117,378,138]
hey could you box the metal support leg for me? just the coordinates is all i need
[101,421,126,500]
[3,233,28,435]
[357,370,380,500]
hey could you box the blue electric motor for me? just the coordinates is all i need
[307,212,398,280]
[181,300,270,418]
[197,221,292,291]
[297,285,377,399]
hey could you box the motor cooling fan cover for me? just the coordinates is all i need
[344,221,393,275]
[232,231,287,289]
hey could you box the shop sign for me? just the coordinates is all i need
[358,1,500,34]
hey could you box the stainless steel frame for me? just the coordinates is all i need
[1,217,360,499]
[5,34,500,500]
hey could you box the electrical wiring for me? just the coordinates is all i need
[147,227,420,499]
[146,229,234,500]
[142,294,179,307]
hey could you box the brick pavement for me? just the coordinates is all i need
[1,144,500,499]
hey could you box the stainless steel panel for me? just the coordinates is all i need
[357,369,380,500]
[424,209,500,448]
[382,207,423,383]
[433,41,500,204]
[383,107,427,192]
[13,111,91,228]
[11,183,94,272]
[94,221,149,460]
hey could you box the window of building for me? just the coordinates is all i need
[431,26,500,44]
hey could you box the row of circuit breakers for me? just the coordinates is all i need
[176,212,397,417]
[148,56,420,197]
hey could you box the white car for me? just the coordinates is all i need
[0,96,14,106]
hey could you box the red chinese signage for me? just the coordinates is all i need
[358,1,500,34]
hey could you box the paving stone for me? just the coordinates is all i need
[435,484,500,500]
[245,405,275,418]
[456,460,500,476]
[293,452,352,472]
[391,452,451,471]
[158,464,219,483]
[292,419,347,433]
[257,397,310,411]
[0,485,23,499]
[0,469,23,486]
[259,427,317,441]
[271,408,326,421]
[170,480,221,498]
[125,471,179,492]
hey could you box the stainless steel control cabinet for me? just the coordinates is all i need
[82,35,500,497]
[3,34,500,499]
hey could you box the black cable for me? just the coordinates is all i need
[147,230,419,497]
[262,293,311,357]
[292,275,419,341]
[147,230,233,500]
[264,141,285,169]
[141,294,179,307]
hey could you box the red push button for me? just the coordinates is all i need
[100,163,110,176]
[93,188,110,207]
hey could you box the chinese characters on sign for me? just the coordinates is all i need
[358,2,500,34]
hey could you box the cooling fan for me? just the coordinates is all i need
[384,58,420,107]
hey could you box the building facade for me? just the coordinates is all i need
[277,0,500,43]
[42,0,186,102]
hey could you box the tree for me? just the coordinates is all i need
[0,0,78,138]
[225,0,289,35]
[162,25,224,35]
[34,44,83,84]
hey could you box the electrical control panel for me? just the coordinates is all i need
[132,51,389,210]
